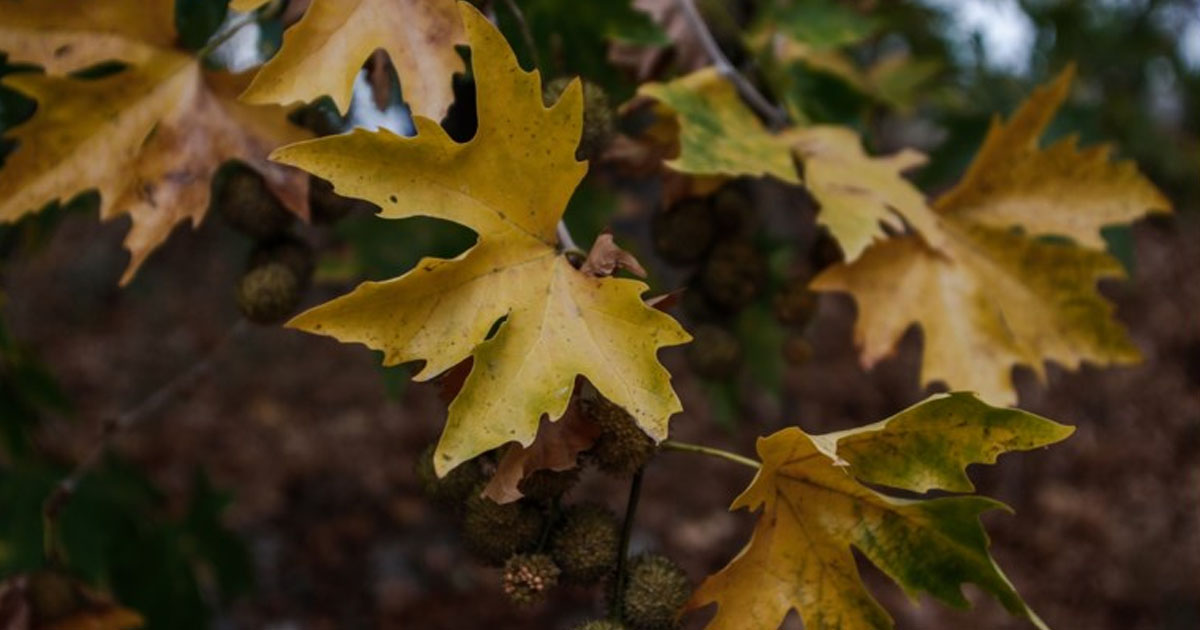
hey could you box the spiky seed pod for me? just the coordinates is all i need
[502,553,561,606]
[686,324,742,380]
[580,394,656,475]
[549,503,620,583]
[710,185,758,238]
[773,278,818,329]
[308,175,379,225]
[249,234,315,283]
[700,240,767,311]
[214,162,294,239]
[621,553,692,630]
[236,261,303,325]
[462,488,544,565]
[543,77,616,161]
[574,620,627,630]
[518,467,581,501]
[651,198,714,264]
[414,444,486,509]
[26,570,81,623]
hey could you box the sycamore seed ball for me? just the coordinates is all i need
[621,553,692,630]
[580,394,656,475]
[574,621,628,630]
[414,444,486,509]
[543,77,617,161]
[550,503,620,582]
[236,262,303,325]
[462,487,544,565]
[502,553,561,606]
[215,162,293,239]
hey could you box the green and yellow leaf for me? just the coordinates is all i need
[279,4,690,476]
[0,0,308,284]
[240,0,465,118]
[813,69,1169,405]
[690,392,1073,630]
[636,68,941,260]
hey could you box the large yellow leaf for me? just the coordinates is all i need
[239,0,465,118]
[690,393,1073,630]
[279,4,690,476]
[636,68,941,260]
[813,69,1168,405]
[0,0,309,284]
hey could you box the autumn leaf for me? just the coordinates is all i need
[482,397,601,504]
[239,0,465,118]
[812,68,1170,405]
[0,0,309,284]
[636,68,941,260]
[690,392,1073,630]
[279,4,690,476]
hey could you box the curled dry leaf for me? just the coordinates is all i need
[0,0,309,284]
[580,232,648,278]
[482,397,602,504]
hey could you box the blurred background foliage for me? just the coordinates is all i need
[1,0,1197,626]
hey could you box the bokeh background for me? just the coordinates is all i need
[2,1,1198,628]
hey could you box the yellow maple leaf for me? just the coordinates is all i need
[812,69,1170,405]
[239,0,465,118]
[690,392,1073,630]
[278,4,690,476]
[0,0,309,284]
[636,68,942,260]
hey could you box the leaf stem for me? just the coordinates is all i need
[557,220,582,254]
[673,0,788,129]
[660,439,760,469]
[609,466,645,622]
[40,320,247,562]
[197,11,261,59]
[500,0,543,72]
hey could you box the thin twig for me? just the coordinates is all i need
[674,0,788,129]
[556,221,581,254]
[500,0,542,71]
[197,10,260,59]
[660,439,760,470]
[609,466,645,622]
[41,321,248,563]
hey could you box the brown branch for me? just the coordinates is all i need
[41,320,248,562]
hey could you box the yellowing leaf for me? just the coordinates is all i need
[240,0,465,118]
[637,67,799,184]
[936,67,1170,248]
[0,0,175,72]
[813,69,1167,405]
[280,4,690,476]
[690,392,1073,630]
[0,1,309,284]
[230,0,271,11]
[636,68,940,260]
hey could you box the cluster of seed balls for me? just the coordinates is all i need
[415,391,692,629]
[651,183,839,378]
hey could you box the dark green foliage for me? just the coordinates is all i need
[414,444,486,508]
[549,503,620,583]
[543,77,617,161]
[502,553,560,606]
[462,489,544,565]
[236,261,302,325]
[700,240,767,311]
[580,394,655,475]
[621,553,691,630]
[174,0,227,51]
[686,324,742,380]
[0,463,251,630]
[214,162,293,239]
[652,198,714,265]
